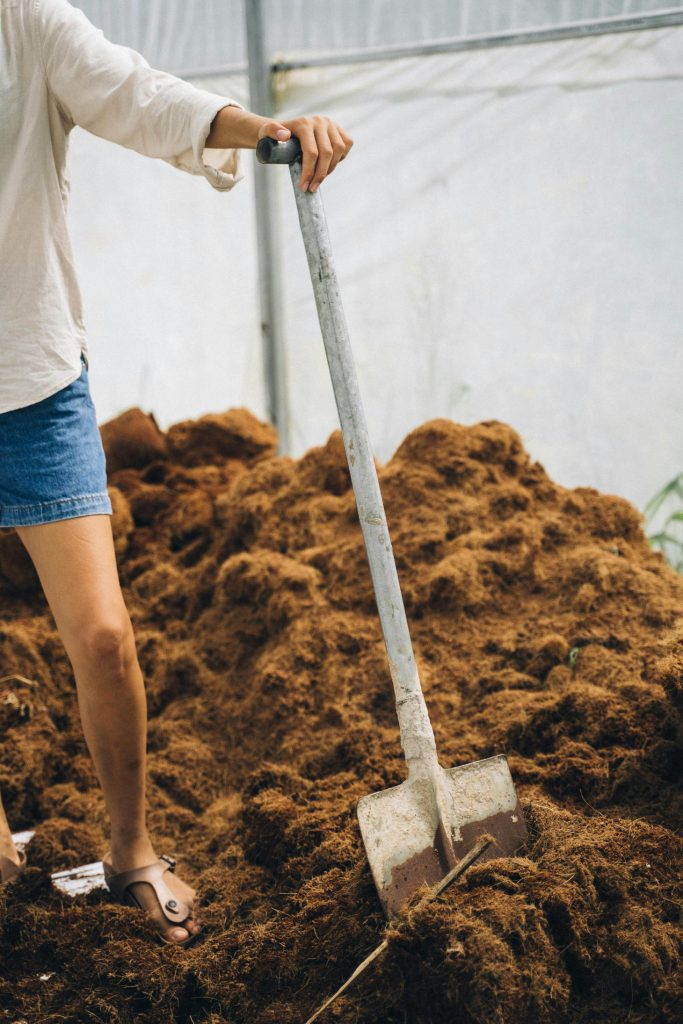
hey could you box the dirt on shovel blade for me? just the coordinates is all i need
[0,408,681,1024]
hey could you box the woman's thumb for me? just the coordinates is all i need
[259,121,291,142]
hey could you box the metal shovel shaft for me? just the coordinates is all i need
[257,137,436,772]
[288,160,438,771]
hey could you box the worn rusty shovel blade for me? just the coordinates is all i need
[357,754,526,919]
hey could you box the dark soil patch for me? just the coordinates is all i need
[0,410,681,1023]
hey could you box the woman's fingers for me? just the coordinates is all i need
[308,118,354,189]
[309,122,334,191]
[292,119,318,191]
[324,125,347,176]
[281,116,353,190]
[338,126,354,153]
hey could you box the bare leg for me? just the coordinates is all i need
[15,515,199,941]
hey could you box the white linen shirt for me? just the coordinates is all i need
[0,0,244,413]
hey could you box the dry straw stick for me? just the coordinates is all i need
[303,837,492,1024]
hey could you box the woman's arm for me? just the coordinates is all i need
[34,0,352,195]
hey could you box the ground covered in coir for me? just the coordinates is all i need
[0,408,681,1024]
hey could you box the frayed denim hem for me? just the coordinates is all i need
[0,491,113,527]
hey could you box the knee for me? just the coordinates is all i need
[78,616,134,674]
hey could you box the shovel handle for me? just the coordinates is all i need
[256,136,302,165]
[259,151,438,772]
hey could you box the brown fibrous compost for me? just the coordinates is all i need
[0,407,681,1024]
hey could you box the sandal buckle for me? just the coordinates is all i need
[160,854,177,872]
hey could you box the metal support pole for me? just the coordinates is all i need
[244,0,290,452]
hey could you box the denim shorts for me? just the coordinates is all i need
[0,354,112,528]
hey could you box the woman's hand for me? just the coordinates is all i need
[258,116,353,191]
[207,107,353,190]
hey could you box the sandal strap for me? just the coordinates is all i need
[103,856,192,924]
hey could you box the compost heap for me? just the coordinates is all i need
[0,408,681,1024]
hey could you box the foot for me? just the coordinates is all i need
[103,845,202,945]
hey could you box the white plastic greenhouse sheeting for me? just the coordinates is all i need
[77,0,677,74]
[68,25,683,510]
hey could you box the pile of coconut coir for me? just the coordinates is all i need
[0,407,681,1024]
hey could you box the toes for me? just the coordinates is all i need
[168,916,203,943]
[182,913,200,935]
[117,878,201,944]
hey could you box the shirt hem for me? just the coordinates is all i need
[0,365,84,415]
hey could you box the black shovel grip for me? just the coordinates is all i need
[256,136,302,165]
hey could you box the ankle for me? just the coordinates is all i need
[108,830,155,868]
[0,834,19,859]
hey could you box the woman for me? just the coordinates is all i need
[0,0,352,946]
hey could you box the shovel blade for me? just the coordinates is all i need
[357,754,526,918]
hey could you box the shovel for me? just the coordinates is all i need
[256,137,527,918]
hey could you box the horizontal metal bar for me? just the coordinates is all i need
[172,9,683,81]
[269,9,683,73]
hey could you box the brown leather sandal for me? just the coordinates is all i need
[0,848,27,885]
[102,853,203,947]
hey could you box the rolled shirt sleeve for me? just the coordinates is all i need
[32,0,244,191]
